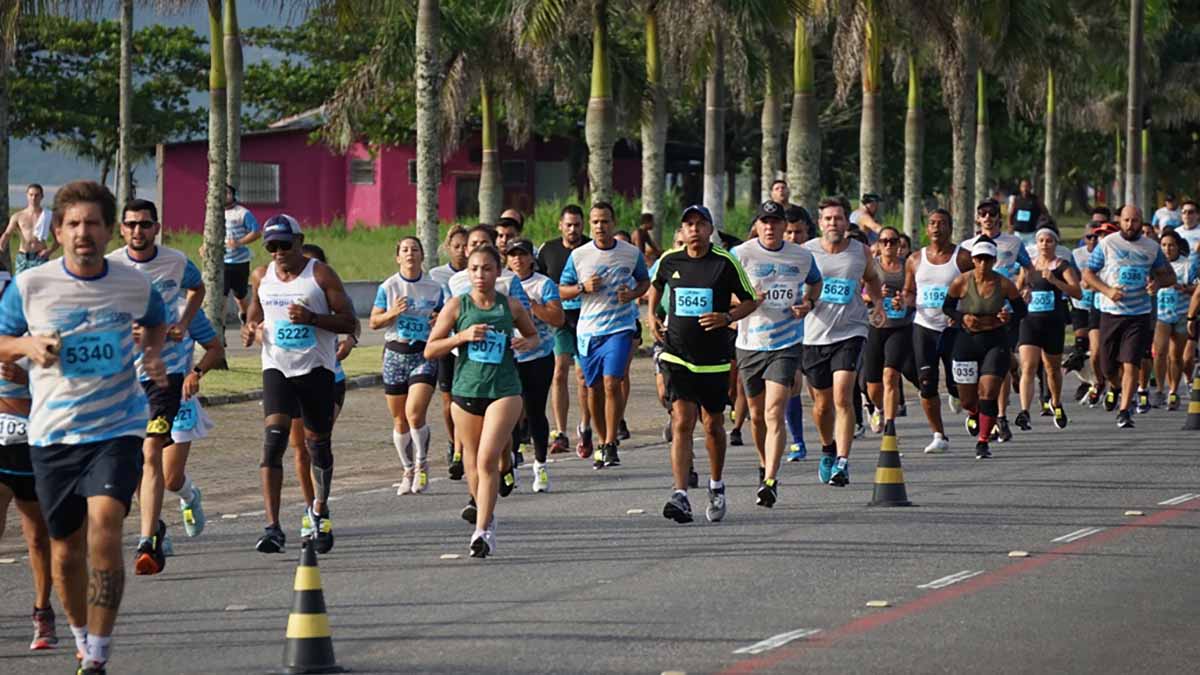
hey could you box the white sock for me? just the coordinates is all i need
[70,625,87,656]
[171,475,196,504]
[393,429,413,470]
[84,633,111,667]
[411,425,430,467]
[709,479,724,490]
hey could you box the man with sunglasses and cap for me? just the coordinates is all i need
[242,214,357,554]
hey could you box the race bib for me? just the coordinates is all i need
[274,320,316,350]
[61,331,122,378]
[1157,288,1180,320]
[0,412,28,445]
[1117,265,1147,288]
[759,283,796,310]
[918,285,948,309]
[820,277,857,305]
[467,330,507,364]
[884,297,908,319]
[173,399,199,432]
[1016,209,1032,223]
[674,287,713,317]
[1073,289,1095,310]
[395,315,431,342]
[1029,290,1056,313]
[951,360,979,385]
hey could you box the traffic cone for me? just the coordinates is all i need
[1183,366,1200,431]
[868,420,912,507]
[280,540,346,674]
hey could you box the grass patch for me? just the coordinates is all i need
[198,346,382,397]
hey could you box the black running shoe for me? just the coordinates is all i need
[498,467,517,497]
[602,443,620,467]
[617,419,631,441]
[996,417,1013,443]
[1116,409,1135,429]
[1014,410,1031,431]
[1104,389,1119,412]
[687,468,699,489]
[134,520,167,574]
[448,450,464,481]
[255,525,286,554]
[757,466,765,484]
[663,492,694,524]
[1062,348,1087,373]
[1073,383,1091,404]
[1053,405,1068,429]
[975,441,992,459]
[1135,390,1151,415]
[756,479,778,508]
[1040,399,1052,417]
[1087,388,1102,408]
[729,429,743,446]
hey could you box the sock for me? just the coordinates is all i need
[170,475,195,504]
[978,414,995,442]
[393,429,413,470]
[709,479,724,491]
[411,425,430,468]
[821,443,836,457]
[71,625,87,656]
[785,395,806,445]
[84,633,111,668]
[137,535,152,547]
[674,489,687,497]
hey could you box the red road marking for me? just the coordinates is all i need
[720,499,1200,674]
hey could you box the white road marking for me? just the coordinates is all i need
[1052,527,1104,543]
[732,628,821,655]
[917,570,984,589]
[224,604,249,612]
[1158,493,1198,506]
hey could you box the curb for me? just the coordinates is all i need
[197,373,384,408]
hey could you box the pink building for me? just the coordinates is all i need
[156,110,643,232]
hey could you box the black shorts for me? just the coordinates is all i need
[32,436,143,539]
[736,345,802,398]
[1098,313,1154,372]
[802,336,865,390]
[1018,314,1066,355]
[1006,321,1021,351]
[452,395,501,417]
[952,328,1011,383]
[662,362,730,414]
[1070,308,1090,331]
[0,443,37,502]
[863,325,917,384]
[913,324,959,398]
[1088,307,1102,331]
[262,368,336,434]
[334,380,346,410]
[224,261,251,300]
[437,354,456,393]
[142,374,185,438]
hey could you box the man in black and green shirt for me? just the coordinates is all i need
[648,205,757,525]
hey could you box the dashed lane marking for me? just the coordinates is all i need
[1124,510,1145,517]
[732,629,822,655]
[1008,550,1030,558]
[917,570,985,590]
[0,558,15,564]
[1158,493,1197,506]
[865,600,890,608]
[1051,527,1104,543]
[224,605,249,612]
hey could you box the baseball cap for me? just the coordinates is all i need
[756,200,786,222]
[505,238,534,257]
[681,204,713,224]
[971,239,998,258]
[263,214,302,242]
[861,193,882,204]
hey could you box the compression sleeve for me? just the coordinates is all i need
[942,294,964,324]
[1008,294,1029,321]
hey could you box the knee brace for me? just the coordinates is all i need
[917,367,939,399]
[261,425,288,469]
[980,399,999,417]
[306,437,334,503]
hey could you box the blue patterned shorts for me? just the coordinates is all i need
[383,348,438,396]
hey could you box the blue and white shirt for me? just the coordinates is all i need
[1152,207,1182,230]
[0,260,166,446]
[963,232,1031,280]
[731,240,821,351]
[223,204,260,264]
[1071,245,1097,311]
[448,269,530,309]
[1157,255,1198,324]
[1087,233,1168,316]
[374,271,444,344]
[559,239,649,355]
[514,272,559,362]
[1176,225,1200,255]
[106,246,203,380]
[429,262,463,299]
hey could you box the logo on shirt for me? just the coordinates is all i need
[671,271,681,279]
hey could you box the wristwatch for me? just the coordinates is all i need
[192,366,204,379]
[722,312,734,326]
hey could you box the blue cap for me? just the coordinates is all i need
[263,214,302,242]
[681,204,713,224]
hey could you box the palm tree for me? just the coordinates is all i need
[224,0,242,190]
[202,0,227,333]
[760,71,782,202]
[415,0,440,263]
[858,0,882,198]
[973,68,989,207]
[640,0,668,241]
[1125,0,1143,208]
[702,25,725,228]
[786,15,819,210]
[902,52,922,237]
[117,0,133,205]
[1042,67,1055,211]
[940,10,978,240]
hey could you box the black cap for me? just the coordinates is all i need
[496,216,522,231]
[861,193,882,204]
[756,200,786,222]
[505,238,534,257]
[1165,193,1177,202]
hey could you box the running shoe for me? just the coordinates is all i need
[550,432,570,454]
[965,413,979,436]
[29,606,57,651]
[448,449,464,481]
[1117,409,1135,429]
[1074,383,1092,404]
[1136,390,1151,415]
[1053,405,1068,429]
[923,433,949,454]
[729,428,744,446]
[300,513,315,539]
[756,479,778,508]
[1103,389,1118,412]
[1040,399,1052,416]
[786,442,807,461]
[663,491,694,524]
[1087,388,1102,408]
[996,417,1013,443]
[853,423,866,439]
[1168,392,1180,411]
[309,506,334,554]
[688,468,700,489]
[898,402,908,417]
[1014,410,1031,431]
[469,529,496,558]
[868,409,883,434]
[76,665,106,675]
[592,447,604,470]
[1062,348,1087,373]
[513,446,525,468]
[828,458,849,487]
[532,462,550,493]
[706,487,727,522]
[662,419,673,443]
[975,441,991,459]
[134,521,167,575]
[947,394,962,414]
[617,419,631,441]
[602,443,621,467]
[255,525,286,554]
[460,498,478,524]
[180,486,205,537]
[397,468,415,496]
[1152,390,1167,409]
[576,424,593,460]
[161,531,174,558]
[413,464,429,494]
[499,466,517,496]
[818,454,835,484]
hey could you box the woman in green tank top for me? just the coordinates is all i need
[426,246,537,558]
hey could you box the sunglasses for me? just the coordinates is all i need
[1183,209,1198,215]
[1084,234,1098,240]
[122,220,157,230]
[977,210,999,217]
[878,238,900,246]
[265,240,294,253]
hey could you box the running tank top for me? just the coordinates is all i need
[959,274,1007,320]
[913,246,961,332]
[876,258,913,327]
[1027,259,1066,314]
[452,293,522,399]
[259,258,337,377]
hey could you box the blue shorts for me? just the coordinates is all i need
[578,330,634,387]
[383,345,438,396]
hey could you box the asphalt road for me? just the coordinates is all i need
[1,358,1198,674]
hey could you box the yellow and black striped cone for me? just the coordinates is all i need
[1183,368,1200,431]
[869,420,912,507]
[280,541,346,674]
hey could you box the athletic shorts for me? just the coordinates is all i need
[142,374,185,438]
[1159,318,1189,337]
[452,395,502,417]
[952,328,1011,383]
[0,442,36,502]
[1099,313,1154,372]
[736,344,802,397]
[913,324,958,398]
[802,336,865,390]
[1018,314,1066,355]
[579,330,634,387]
[1070,308,1090,331]
[262,367,336,434]
[224,261,251,300]
[15,252,47,275]
[32,436,142,539]
[1006,321,1021,351]
[382,343,438,396]
[554,327,577,357]
[662,361,730,414]
[1088,307,1102,331]
[863,325,917,384]
[437,353,456,393]
[334,381,346,410]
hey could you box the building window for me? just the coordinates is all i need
[239,161,280,203]
[502,160,526,186]
[407,159,418,185]
[350,158,376,185]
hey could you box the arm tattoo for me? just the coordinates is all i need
[88,567,125,610]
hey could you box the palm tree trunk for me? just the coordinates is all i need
[760,76,782,202]
[859,0,883,199]
[787,17,819,211]
[415,0,441,267]
[703,26,726,230]
[117,0,133,206]
[1140,127,1150,210]
[1042,68,1056,216]
[974,68,990,207]
[478,79,502,224]
[224,0,243,190]
[1125,0,1143,209]
[947,13,978,241]
[903,54,923,238]
[203,0,228,336]
[585,0,615,204]
[0,52,8,269]
[641,6,667,243]
[1112,127,1123,205]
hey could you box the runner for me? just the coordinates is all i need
[430,226,469,478]
[368,237,443,495]
[495,216,522,252]
[506,238,564,492]
[849,193,883,242]
[631,213,662,264]
[1177,200,1200,253]
[1015,228,1081,430]
[242,214,357,554]
[802,199,885,486]
[1008,178,1045,246]
[1152,229,1197,410]
[424,245,537,557]
[648,205,757,523]
[942,238,1028,458]
[612,229,637,442]
[1,184,57,274]
[863,226,918,438]
[105,198,205,576]
[730,201,820,508]
[220,184,261,323]
[1082,205,1176,428]
[558,201,650,470]
[782,206,812,460]
[1064,221,1104,377]
[1151,193,1182,230]
[0,179,169,675]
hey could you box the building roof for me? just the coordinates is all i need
[163,107,326,148]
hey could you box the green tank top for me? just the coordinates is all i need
[452,292,522,400]
[959,273,1007,316]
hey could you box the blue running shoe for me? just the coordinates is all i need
[829,458,850,487]
[180,486,205,537]
[786,442,807,462]
[818,455,835,483]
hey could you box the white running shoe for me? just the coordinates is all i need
[532,462,550,493]
[397,469,414,496]
[412,464,429,494]
[923,433,949,454]
[947,394,962,414]
[869,409,883,434]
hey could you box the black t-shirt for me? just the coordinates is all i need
[537,236,590,328]
[653,245,755,367]
[1011,195,1041,233]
